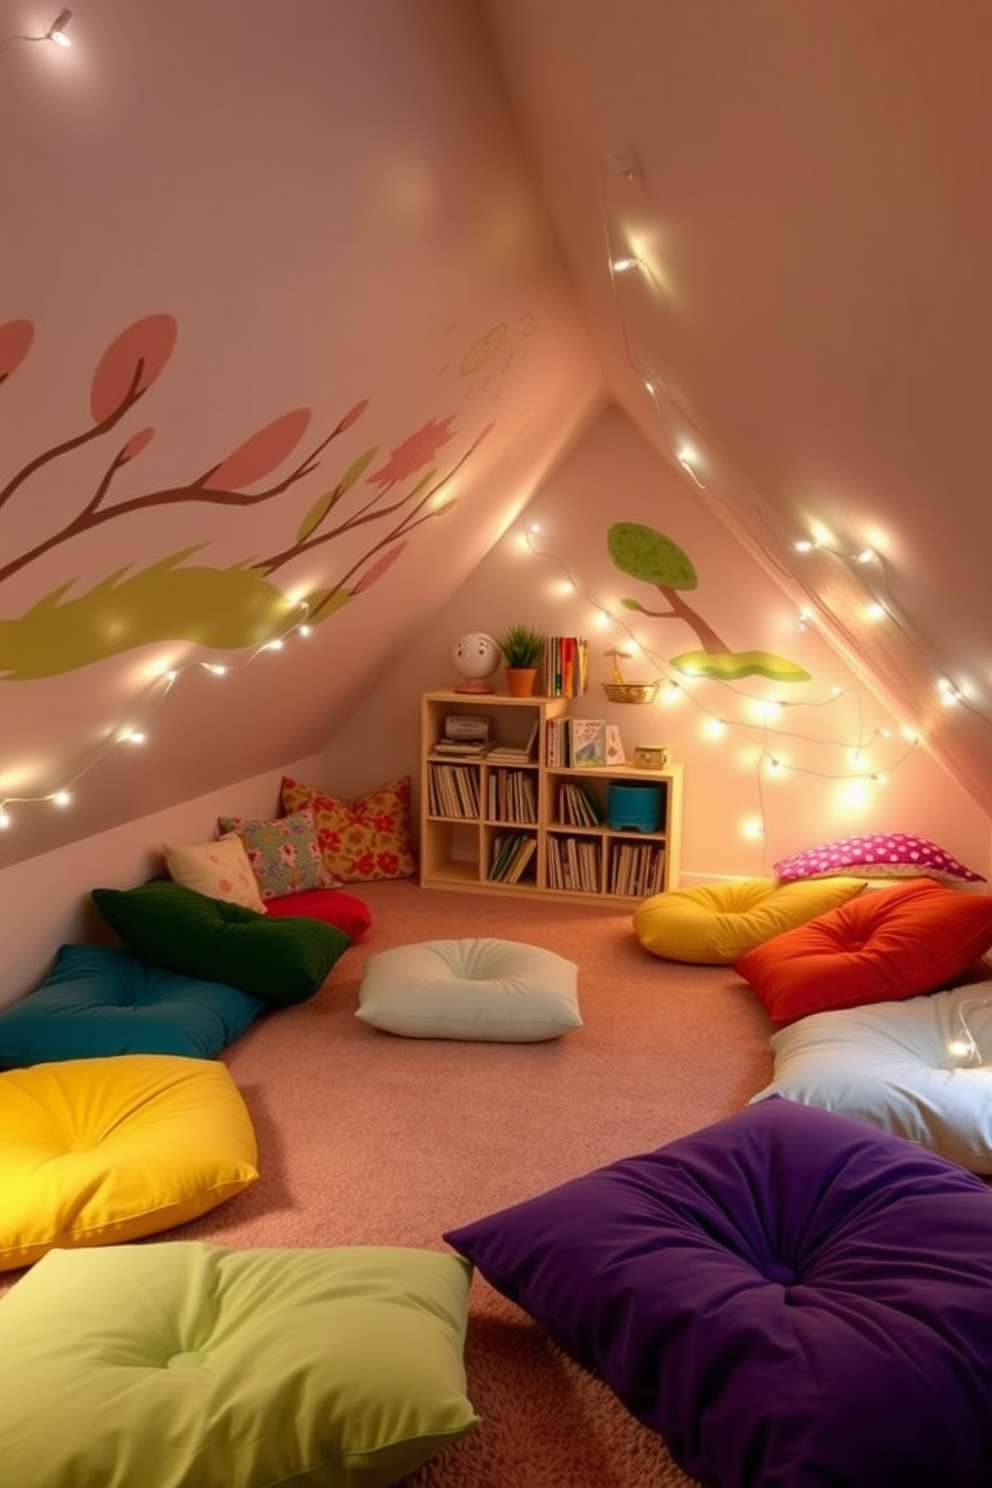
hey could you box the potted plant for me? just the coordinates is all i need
[496,623,545,696]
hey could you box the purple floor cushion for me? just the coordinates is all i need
[444,1098,992,1488]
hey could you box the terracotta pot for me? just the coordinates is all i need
[504,667,538,697]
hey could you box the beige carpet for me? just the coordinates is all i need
[15,880,779,1487]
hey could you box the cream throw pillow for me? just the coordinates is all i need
[163,833,267,913]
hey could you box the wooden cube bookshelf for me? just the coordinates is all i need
[419,690,683,903]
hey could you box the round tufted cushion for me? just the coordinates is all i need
[750,981,992,1172]
[0,1054,258,1270]
[0,1240,478,1488]
[444,1097,992,1488]
[632,875,866,964]
[357,938,581,1041]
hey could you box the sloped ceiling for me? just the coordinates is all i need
[3,0,991,876]
[479,0,992,813]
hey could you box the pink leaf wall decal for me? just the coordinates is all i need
[120,428,155,462]
[0,320,34,380]
[203,409,312,490]
[90,314,178,423]
[352,543,407,593]
[334,398,369,436]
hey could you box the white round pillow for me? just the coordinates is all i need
[357,938,581,1042]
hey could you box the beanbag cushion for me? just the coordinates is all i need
[749,983,992,1172]
[733,878,992,1026]
[163,832,268,912]
[444,1098,992,1488]
[91,880,351,1005]
[773,830,985,885]
[0,944,265,1068]
[633,875,866,964]
[0,1241,478,1488]
[357,938,581,1041]
[266,886,372,942]
[0,1054,258,1270]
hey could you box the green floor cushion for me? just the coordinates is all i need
[91,880,351,1004]
[0,1240,479,1488]
[633,876,867,964]
[0,1054,258,1271]
[0,944,266,1068]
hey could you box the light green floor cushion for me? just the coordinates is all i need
[0,1054,258,1271]
[0,1240,479,1488]
[633,876,867,964]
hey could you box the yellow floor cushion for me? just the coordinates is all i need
[0,1054,258,1271]
[633,876,867,964]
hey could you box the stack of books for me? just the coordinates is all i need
[488,833,538,884]
[486,719,540,763]
[544,637,589,698]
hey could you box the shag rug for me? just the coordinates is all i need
[8,880,778,1488]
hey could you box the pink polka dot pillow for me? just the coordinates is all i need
[774,832,985,887]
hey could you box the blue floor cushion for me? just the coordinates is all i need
[0,944,266,1068]
[0,1240,478,1488]
[444,1097,992,1488]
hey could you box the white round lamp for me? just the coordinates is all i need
[452,633,501,694]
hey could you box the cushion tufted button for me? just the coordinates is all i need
[763,1259,796,1287]
[166,1350,209,1370]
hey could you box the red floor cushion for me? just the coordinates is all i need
[733,878,992,1026]
[265,887,372,941]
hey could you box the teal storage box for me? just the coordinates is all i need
[607,782,662,833]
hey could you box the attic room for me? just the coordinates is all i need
[2,3,992,1486]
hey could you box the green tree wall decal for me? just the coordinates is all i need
[608,521,812,682]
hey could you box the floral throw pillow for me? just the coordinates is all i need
[216,808,339,901]
[280,775,418,884]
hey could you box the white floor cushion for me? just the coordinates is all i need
[750,981,992,1172]
[357,938,581,1041]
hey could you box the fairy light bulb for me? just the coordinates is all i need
[947,997,992,1066]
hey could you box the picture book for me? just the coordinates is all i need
[569,717,608,767]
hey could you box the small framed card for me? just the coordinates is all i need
[605,724,625,766]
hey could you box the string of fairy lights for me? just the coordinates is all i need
[0,602,313,831]
[521,523,921,795]
[558,146,992,838]
[2,145,984,840]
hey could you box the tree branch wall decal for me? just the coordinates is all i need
[608,521,812,682]
[0,314,492,679]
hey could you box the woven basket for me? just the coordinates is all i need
[601,682,660,705]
